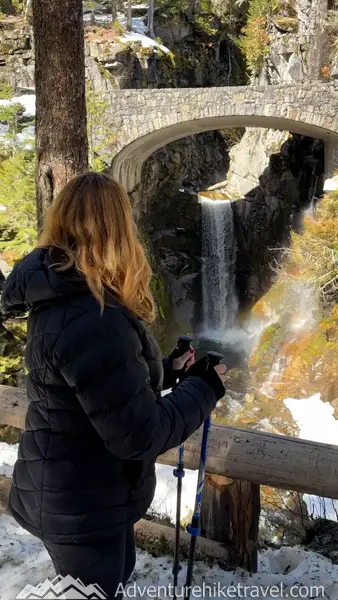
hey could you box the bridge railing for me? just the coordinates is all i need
[1,384,338,571]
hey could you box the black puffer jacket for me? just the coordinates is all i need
[1,248,220,544]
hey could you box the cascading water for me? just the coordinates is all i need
[200,194,238,340]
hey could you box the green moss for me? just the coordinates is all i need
[274,16,298,31]
[0,425,21,443]
[151,274,169,321]
[97,62,114,82]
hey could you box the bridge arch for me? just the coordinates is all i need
[106,84,338,192]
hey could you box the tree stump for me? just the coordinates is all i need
[201,474,260,572]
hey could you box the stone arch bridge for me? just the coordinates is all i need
[104,83,338,192]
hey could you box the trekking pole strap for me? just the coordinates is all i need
[187,525,200,536]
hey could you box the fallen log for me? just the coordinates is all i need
[134,519,230,563]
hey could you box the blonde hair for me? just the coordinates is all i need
[39,172,155,323]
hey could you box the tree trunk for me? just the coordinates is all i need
[32,0,88,230]
[147,0,155,38]
[201,475,260,572]
[127,0,132,31]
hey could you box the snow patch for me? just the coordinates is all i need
[152,464,197,522]
[1,515,338,600]
[323,176,338,192]
[117,32,170,54]
[0,94,36,118]
[0,442,18,477]
[284,393,338,445]
[284,394,338,520]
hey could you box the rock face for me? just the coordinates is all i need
[225,0,328,308]
[0,20,34,88]
[262,0,328,85]
[228,0,329,198]
[304,518,338,564]
[232,135,324,309]
[0,8,243,91]
[227,129,289,198]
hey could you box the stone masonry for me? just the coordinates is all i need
[106,82,338,191]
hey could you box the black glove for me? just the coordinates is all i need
[177,355,225,400]
[162,350,191,389]
[163,338,193,388]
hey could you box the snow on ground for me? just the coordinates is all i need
[0,442,18,477]
[284,393,338,520]
[151,463,197,522]
[2,392,338,596]
[1,513,338,599]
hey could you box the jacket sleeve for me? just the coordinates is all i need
[53,309,217,461]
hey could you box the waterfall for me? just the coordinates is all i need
[309,174,319,217]
[200,195,238,339]
[261,356,286,398]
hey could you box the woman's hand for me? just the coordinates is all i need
[214,363,227,385]
[172,348,195,371]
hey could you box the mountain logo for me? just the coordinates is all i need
[15,574,108,599]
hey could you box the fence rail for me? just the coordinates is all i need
[1,384,338,498]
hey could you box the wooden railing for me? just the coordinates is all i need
[1,384,338,571]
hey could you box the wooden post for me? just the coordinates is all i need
[201,475,260,572]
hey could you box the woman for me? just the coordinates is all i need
[1,172,226,598]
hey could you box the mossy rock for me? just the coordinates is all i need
[0,425,21,444]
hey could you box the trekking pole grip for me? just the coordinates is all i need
[206,350,224,370]
[177,335,193,354]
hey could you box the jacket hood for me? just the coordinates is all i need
[1,248,88,314]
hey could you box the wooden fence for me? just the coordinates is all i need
[1,384,338,571]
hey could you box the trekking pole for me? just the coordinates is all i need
[185,351,224,600]
[173,335,193,598]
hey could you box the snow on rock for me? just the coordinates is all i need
[117,31,171,54]
[14,94,36,118]
[0,94,36,118]
[1,514,338,599]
